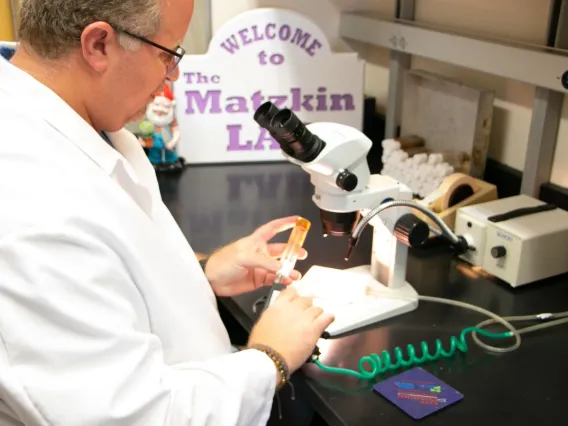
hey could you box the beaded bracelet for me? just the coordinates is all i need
[247,344,290,392]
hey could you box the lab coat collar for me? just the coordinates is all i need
[0,57,156,217]
[0,57,122,176]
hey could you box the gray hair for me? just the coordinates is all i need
[18,0,162,59]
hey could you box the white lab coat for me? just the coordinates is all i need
[0,57,276,425]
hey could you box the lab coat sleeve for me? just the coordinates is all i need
[0,219,277,426]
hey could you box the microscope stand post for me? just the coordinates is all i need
[300,221,418,337]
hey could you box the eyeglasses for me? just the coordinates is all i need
[112,25,185,75]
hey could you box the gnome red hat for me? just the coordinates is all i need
[155,84,175,106]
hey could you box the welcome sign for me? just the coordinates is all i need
[173,8,365,164]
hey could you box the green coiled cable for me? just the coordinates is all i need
[309,291,568,381]
[313,326,511,380]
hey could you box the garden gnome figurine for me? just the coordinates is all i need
[139,83,186,173]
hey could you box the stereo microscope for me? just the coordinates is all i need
[253,102,470,336]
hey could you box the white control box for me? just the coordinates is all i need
[455,195,568,287]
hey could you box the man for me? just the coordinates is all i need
[0,1,334,425]
[138,83,186,171]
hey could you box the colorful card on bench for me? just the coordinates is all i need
[373,367,464,420]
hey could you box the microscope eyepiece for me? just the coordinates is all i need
[253,102,325,163]
[271,108,324,163]
[253,101,279,129]
[253,102,295,156]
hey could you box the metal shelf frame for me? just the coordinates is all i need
[339,0,568,196]
[9,0,19,40]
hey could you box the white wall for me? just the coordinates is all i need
[182,0,211,53]
[202,0,568,188]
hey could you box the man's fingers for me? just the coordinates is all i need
[314,312,335,331]
[266,270,302,286]
[289,269,302,280]
[307,306,324,320]
[260,272,294,287]
[261,272,277,287]
[266,243,288,257]
[253,216,301,241]
[267,243,308,260]
[278,286,298,301]
[239,252,281,273]
[297,296,314,309]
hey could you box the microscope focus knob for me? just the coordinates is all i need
[394,214,430,248]
[336,170,358,192]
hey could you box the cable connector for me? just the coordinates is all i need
[308,346,321,363]
[452,235,471,255]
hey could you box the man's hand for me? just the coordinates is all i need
[248,287,335,374]
[203,216,307,297]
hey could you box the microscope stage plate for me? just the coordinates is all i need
[292,265,418,336]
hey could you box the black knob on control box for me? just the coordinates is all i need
[394,214,430,248]
[491,245,507,258]
[336,170,358,192]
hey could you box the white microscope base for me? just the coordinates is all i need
[292,265,419,336]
